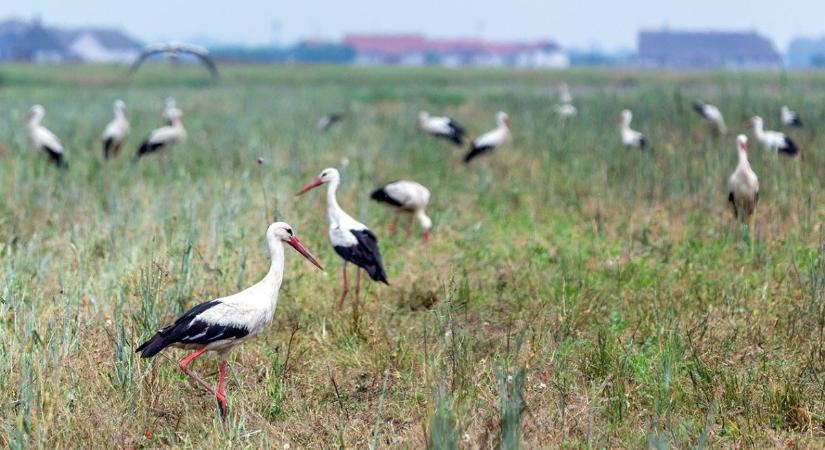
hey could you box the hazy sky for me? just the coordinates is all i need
[2,0,823,51]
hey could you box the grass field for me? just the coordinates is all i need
[1,64,825,448]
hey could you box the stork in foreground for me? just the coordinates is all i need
[728,135,759,221]
[26,104,67,168]
[418,111,466,146]
[163,97,182,126]
[370,180,432,241]
[135,109,187,161]
[692,101,727,134]
[297,168,388,309]
[617,109,649,149]
[102,100,129,159]
[465,111,510,163]
[747,116,798,156]
[780,106,803,128]
[136,222,323,419]
[317,112,345,131]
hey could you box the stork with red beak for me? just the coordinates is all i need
[465,111,510,163]
[136,222,322,421]
[26,104,67,168]
[617,109,648,149]
[297,168,388,309]
[102,99,129,159]
[728,135,759,221]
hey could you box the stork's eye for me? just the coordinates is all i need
[286,228,294,236]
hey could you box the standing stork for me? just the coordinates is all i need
[25,104,67,168]
[130,42,219,78]
[418,111,466,146]
[465,111,510,163]
[370,180,432,241]
[617,109,649,149]
[554,84,577,118]
[747,116,798,156]
[102,99,129,159]
[296,168,388,309]
[163,97,182,126]
[692,101,727,134]
[136,222,323,420]
[780,106,803,128]
[317,112,345,131]
[728,135,759,221]
[135,109,186,161]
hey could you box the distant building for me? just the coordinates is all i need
[637,29,782,70]
[786,37,825,68]
[0,18,142,63]
[342,33,568,68]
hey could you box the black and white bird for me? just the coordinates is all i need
[136,222,322,419]
[728,135,759,221]
[748,116,798,156]
[25,104,67,168]
[617,109,648,149]
[136,109,187,160]
[780,105,803,127]
[692,101,727,134]
[370,180,433,241]
[317,112,345,131]
[418,111,466,146]
[163,97,182,126]
[465,111,510,163]
[130,42,219,78]
[554,83,577,118]
[102,99,129,159]
[297,168,388,308]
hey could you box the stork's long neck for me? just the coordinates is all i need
[258,240,285,312]
[752,121,764,139]
[326,179,344,225]
[738,149,751,169]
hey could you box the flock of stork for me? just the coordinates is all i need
[20,84,806,422]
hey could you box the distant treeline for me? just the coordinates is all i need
[210,42,356,64]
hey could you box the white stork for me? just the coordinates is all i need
[747,116,798,156]
[136,222,322,419]
[370,180,432,241]
[296,168,388,308]
[418,111,466,146]
[558,83,573,104]
[465,111,510,163]
[317,112,345,131]
[554,103,577,118]
[163,97,182,126]
[617,109,649,149]
[102,99,129,159]
[780,106,803,127]
[728,135,759,221]
[25,104,67,168]
[136,109,187,160]
[692,101,727,134]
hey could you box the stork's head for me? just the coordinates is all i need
[114,99,126,115]
[497,111,510,127]
[266,222,323,270]
[25,104,45,124]
[617,109,632,126]
[296,167,340,195]
[165,97,176,109]
[781,105,790,114]
[417,111,429,125]
[736,134,748,153]
[747,116,763,129]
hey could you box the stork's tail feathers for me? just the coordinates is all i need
[135,333,171,358]
[780,137,799,156]
[370,188,403,208]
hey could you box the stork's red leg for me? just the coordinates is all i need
[406,215,414,237]
[338,263,349,309]
[389,213,399,236]
[355,268,361,309]
[178,347,216,396]
[216,360,228,418]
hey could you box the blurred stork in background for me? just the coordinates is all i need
[135,109,186,162]
[371,180,432,241]
[554,83,577,118]
[418,111,466,146]
[130,42,219,78]
[692,100,727,135]
[780,106,803,128]
[317,112,345,131]
[617,109,649,149]
[465,111,510,163]
[163,97,182,126]
[26,104,67,168]
[102,99,129,159]
[747,116,798,156]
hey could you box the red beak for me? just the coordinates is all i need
[296,177,323,196]
[287,236,324,270]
